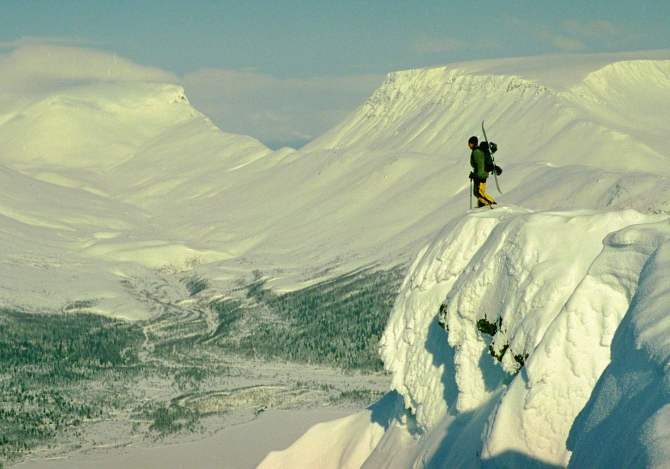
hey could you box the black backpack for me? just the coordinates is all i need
[480,141,502,175]
[480,141,494,172]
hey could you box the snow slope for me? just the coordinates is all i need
[3,47,670,314]
[0,46,273,316]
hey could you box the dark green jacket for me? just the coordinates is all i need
[471,148,488,180]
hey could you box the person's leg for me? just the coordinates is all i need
[475,180,495,206]
[473,180,484,207]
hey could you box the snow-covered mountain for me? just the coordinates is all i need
[3,47,670,312]
[0,46,276,315]
[3,45,670,467]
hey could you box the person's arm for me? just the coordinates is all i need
[473,149,486,177]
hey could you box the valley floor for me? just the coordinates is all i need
[13,405,361,469]
[1,267,399,468]
[4,355,388,469]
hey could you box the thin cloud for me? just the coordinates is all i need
[552,36,585,52]
[561,20,617,39]
[414,37,470,54]
[507,18,586,52]
[182,69,385,149]
[0,45,179,92]
[0,36,94,49]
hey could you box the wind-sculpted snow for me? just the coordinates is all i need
[273,208,670,468]
[567,227,670,468]
[379,206,524,427]
[379,208,670,467]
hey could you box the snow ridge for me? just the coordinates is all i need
[377,208,670,467]
[310,59,670,175]
[313,68,558,154]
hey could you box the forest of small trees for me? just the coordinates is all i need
[0,265,405,463]
[211,266,406,371]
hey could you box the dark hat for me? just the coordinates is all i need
[468,136,478,145]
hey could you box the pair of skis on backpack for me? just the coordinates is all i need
[481,120,502,194]
[470,121,502,210]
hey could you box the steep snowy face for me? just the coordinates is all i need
[379,208,670,467]
[309,67,557,154]
[308,58,670,175]
[567,233,670,468]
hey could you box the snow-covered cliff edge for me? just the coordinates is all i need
[261,207,670,468]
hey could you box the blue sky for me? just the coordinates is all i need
[2,1,669,148]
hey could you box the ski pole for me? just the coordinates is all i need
[470,178,473,209]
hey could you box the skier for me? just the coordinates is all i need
[468,136,496,208]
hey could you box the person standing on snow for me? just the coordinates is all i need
[468,136,496,208]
